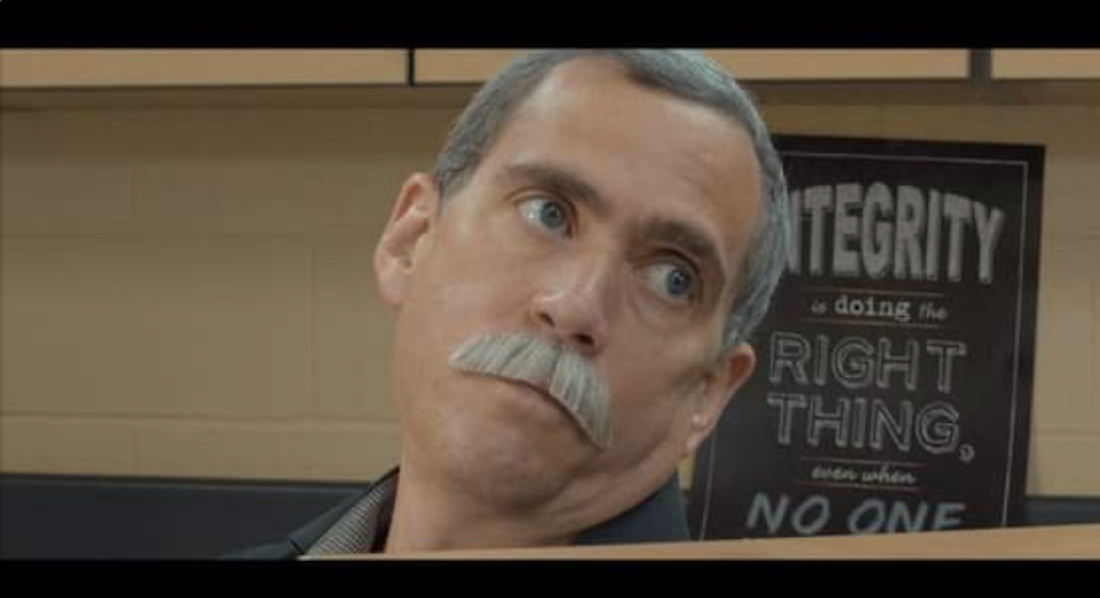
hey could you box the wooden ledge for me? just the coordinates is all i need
[304,524,1100,559]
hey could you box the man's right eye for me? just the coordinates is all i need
[518,196,572,238]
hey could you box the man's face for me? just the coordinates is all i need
[375,59,761,526]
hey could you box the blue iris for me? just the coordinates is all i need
[539,201,566,230]
[666,268,692,297]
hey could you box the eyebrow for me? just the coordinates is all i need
[498,162,610,216]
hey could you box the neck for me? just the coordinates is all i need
[383,457,579,554]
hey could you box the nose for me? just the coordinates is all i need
[529,258,613,355]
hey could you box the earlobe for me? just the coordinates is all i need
[682,343,757,456]
[374,173,439,308]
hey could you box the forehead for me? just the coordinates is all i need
[477,58,762,276]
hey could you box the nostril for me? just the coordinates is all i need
[534,308,598,350]
[573,332,596,349]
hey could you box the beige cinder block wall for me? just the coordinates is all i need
[2,106,455,481]
[3,95,1099,496]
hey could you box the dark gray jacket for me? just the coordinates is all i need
[226,470,690,558]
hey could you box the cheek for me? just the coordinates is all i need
[419,216,520,301]
[432,206,544,286]
[604,351,702,444]
[398,214,543,368]
[611,325,714,395]
[601,312,725,440]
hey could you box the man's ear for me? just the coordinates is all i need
[682,342,756,457]
[374,173,439,308]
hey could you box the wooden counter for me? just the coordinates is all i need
[305,524,1100,559]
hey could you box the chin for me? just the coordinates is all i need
[424,408,593,510]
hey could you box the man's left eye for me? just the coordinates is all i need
[518,197,571,237]
[643,262,696,304]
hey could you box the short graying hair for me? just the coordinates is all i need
[432,50,790,352]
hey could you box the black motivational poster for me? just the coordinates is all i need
[688,135,1044,539]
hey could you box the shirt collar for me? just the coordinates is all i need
[306,468,398,556]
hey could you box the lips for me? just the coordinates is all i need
[497,375,571,414]
[485,374,597,441]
